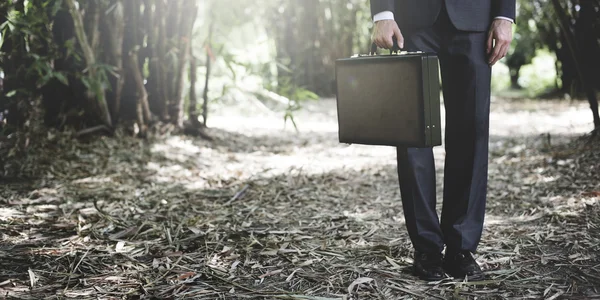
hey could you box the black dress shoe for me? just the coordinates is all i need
[443,251,485,281]
[413,251,446,281]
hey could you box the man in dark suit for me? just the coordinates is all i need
[370,0,515,281]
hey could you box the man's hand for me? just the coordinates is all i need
[373,20,404,50]
[486,19,513,66]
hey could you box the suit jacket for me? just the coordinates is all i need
[370,0,516,32]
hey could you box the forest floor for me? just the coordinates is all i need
[1,96,600,299]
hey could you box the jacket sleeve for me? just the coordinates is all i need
[370,0,395,18]
[492,0,516,20]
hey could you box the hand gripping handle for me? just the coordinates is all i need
[370,36,402,55]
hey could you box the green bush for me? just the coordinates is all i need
[518,49,557,97]
[491,61,511,93]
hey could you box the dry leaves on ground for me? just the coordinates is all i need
[0,98,599,299]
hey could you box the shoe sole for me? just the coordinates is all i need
[447,272,485,281]
[418,274,445,281]
[413,267,445,281]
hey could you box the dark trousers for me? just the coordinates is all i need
[397,5,492,255]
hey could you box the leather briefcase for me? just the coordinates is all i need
[335,46,442,148]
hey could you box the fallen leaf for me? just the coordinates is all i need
[259,249,278,256]
[177,272,196,280]
[286,268,301,282]
[582,191,600,197]
[115,241,126,252]
[544,283,554,297]
[28,268,37,288]
[298,259,314,267]
[231,260,241,271]
[188,226,204,235]
[108,226,138,240]
[385,256,402,270]
[259,269,283,279]
[547,290,565,300]
[348,277,374,293]
[104,276,125,282]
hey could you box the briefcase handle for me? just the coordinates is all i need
[370,36,402,55]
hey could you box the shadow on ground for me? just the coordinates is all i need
[1,119,599,299]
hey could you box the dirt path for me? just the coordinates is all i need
[1,97,599,299]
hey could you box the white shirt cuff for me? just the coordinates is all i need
[494,16,514,23]
[373,11,394,23]
[374,12,512,24]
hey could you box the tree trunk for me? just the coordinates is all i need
[128,51,151,134]
[43,1,81,128]
[121,0,142,121]
[65,0,112,128]
[84,0,101,51]
[510,65,522,89]
[147,0,169,121]
[586,90,600,131]
[103,0,125,121]
[166,0,183,125]
[0,3,11,97]
[575,1,600,130]
[202,22,214,127]
[0,2,10,129]
[202,46,211,127]
[551,0,585,86]
[2,0,29,129]
[169,0,198,128]
[144,0,159,117]
[188,55,200,127]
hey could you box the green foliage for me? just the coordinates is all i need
[519,49,558,97]
[3,0,596,134]
[276,75,319,131]
[28,53,69,87]
[505,1,548,89]
[0,0,63,130]
[80,63,115,95]
[491,63,511,92]
[194,0,372,127]
[502,0,600,99]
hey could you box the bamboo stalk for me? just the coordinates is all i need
[129,51,151,125]
[65,0,112,127]
[105,0,125,119]
[135,95,145,136]
[550,0,585,83]
[188,55,199,126]
[202,22,214,127]
[157,0,169,121]
[89,0,101,51]
[171,0,198,128]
